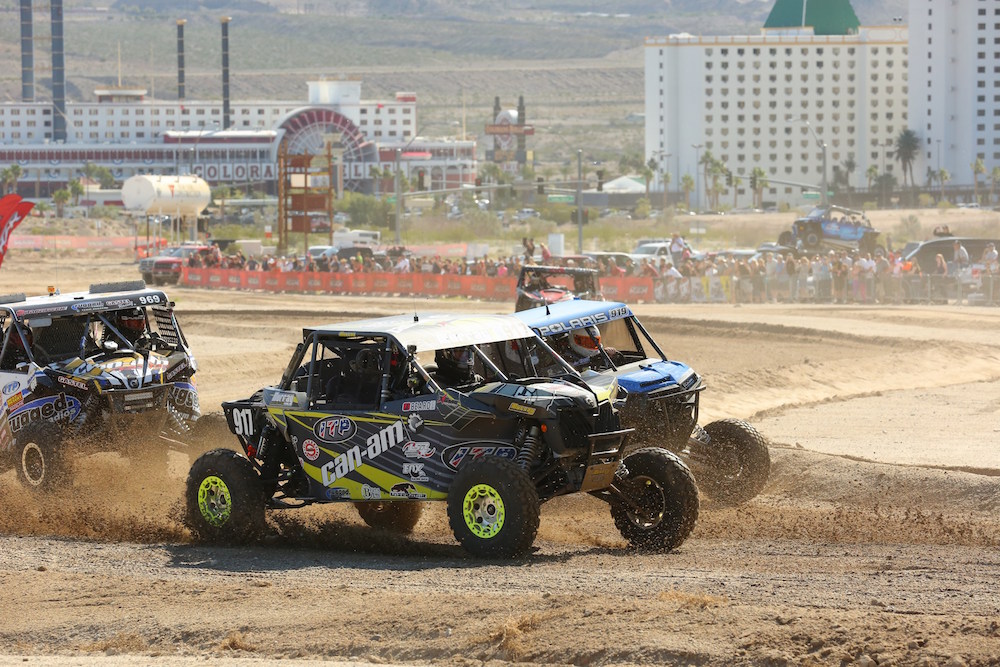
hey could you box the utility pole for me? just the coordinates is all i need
[394,148,401,245]
[576,149,583,253]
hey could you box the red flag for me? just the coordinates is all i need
[0,200,33,270]
[0,194,22,225]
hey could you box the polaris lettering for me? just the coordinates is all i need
[536,313,610,336]
[321,420,405,486]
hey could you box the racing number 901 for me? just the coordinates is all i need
[232,408,254,437]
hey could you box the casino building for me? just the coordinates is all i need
[644,0,908,207]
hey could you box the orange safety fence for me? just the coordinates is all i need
[181,267,660,303]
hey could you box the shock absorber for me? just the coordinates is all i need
[515,423,542,471]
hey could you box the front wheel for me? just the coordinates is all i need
[355,502,423,534]
[13,422,67,492]
[447,457,540,558]
[778,230,793,247]
[693,419,771,506]
[610,447,699,552]
[185,448,266,543]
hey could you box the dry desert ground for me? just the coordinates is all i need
[0,248,998,667]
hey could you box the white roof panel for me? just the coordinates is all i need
[306,313,536,352]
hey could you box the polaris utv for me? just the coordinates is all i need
[0,281,200,490]
[515,299,770,506]
[187,313,699,558]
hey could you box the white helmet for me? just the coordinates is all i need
[569,326,601,359]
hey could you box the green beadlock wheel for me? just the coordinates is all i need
[197,475,233,527]
[447,457,539,558]
[185,448,266,543]
[462,483,506,539]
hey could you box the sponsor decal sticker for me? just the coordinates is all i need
[407,412,425,433]
[402,441,435,459]
[402,462,428,482]
[508,402,536,416]
[2,381,19,395]
[390,482,426,499]
[313,415,357,444]
[402,400,436,412]
[9,392,82,433]
[361,484,382,500]
[57,375,88,391]
[325,487,351,500]
[320,420,405,486]
[302,439,320,462]
[442,443,518,471]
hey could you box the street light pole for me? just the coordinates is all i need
[576,149,583,254]
[691,144,703,211]
[394,148,402,245]
[787,116,827,206]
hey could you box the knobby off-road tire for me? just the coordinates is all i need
[355,502,423,534]
[13,422,68,493]
[697,419,771,506]
[447,457,540,559]
[611,447,699,552]
[185,448,266,543]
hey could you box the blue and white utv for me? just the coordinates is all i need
[516,299,770,505]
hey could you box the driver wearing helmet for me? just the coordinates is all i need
[433,346,480,388]
[567,325,621,370]
[113,308,148,347]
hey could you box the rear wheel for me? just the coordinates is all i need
[694,419,771,506]
[185,448,266,543]
[447,457,539,558]
[355,502,423,534]
[610,447,699,552]
[14,422,67,492]
[778,230,793,247]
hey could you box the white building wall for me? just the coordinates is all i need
[646,26,908,208]
[909,0,1000,188]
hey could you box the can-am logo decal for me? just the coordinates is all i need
[9,393,82,433]
[320,420,405,486]
[313,415,356,443]
[442,443,518,471]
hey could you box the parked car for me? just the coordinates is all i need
[899,236,1000,302]
[186,313,699,557]
[139,244,212,285]
[0,281,199,490]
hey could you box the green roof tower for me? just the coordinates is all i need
[764,0,861,36]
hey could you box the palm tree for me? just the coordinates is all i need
[732,176,742,209]
[938,168,951,202]
[991,167,1000,206]
[751,167,768,208]
[708,159,725,209]
[972,158,986,204]
[69,178,84,206]
[52,188,71,218]
[680,174,695,211]
[2,165,23,195]
[661,169,672,210]
[866,164,879,191]
[640,162,653,199]
[893,129,919,188]
[698,149,715,210]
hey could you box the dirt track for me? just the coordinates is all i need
[1,253,1000,666]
